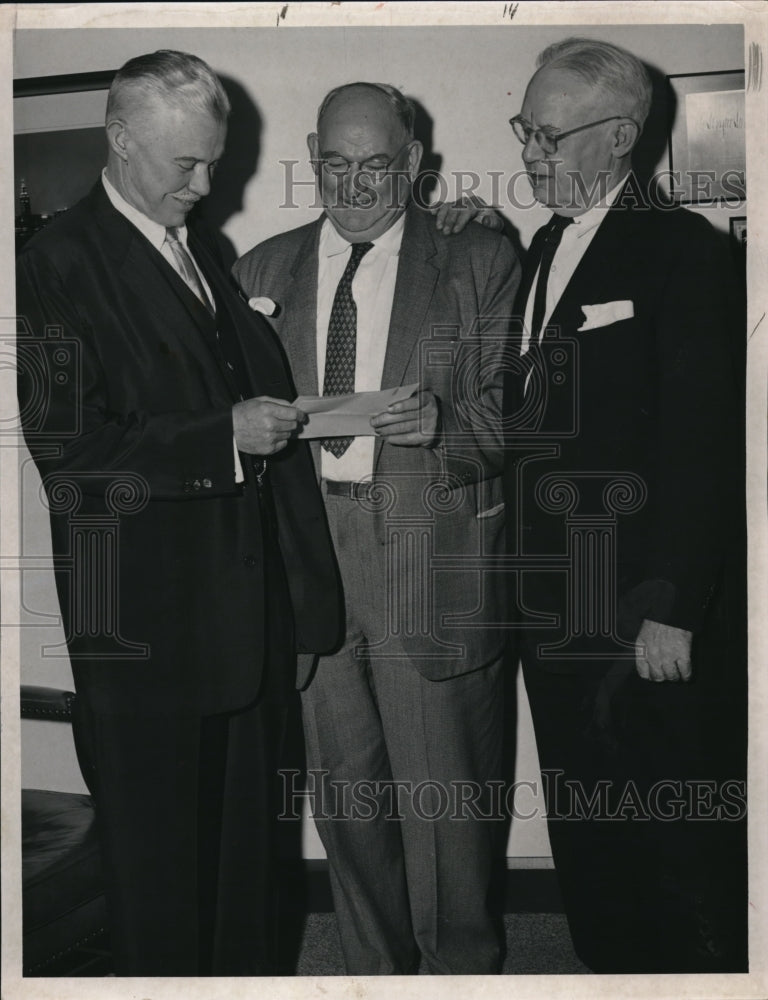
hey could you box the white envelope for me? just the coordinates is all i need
[294,383,420,439]
[577,300,634,331]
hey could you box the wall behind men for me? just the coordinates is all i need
[14,23,745,860]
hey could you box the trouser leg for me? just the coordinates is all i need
[521,638,747,973]
[301,651,417,975]
[372,654,504,974]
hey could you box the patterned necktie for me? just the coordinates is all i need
[530,213,573,340]
[321,241,374,458]
[165,227,214,315]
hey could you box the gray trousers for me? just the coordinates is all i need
[301,490,504,974]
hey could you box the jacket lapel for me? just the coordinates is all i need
[375,207,439,469]
[380,206,439,388]
[283,222,322,398]
[544,189,636,332]
[89,184,228,381]
[516,224,548,319]
[123,236,229,383]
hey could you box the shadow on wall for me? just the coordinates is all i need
[411,96,443,207]
[411,94,524,260]
[201,74,263,271]
[633,60,670,191]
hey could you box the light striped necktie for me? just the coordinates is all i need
[164,227,214,315]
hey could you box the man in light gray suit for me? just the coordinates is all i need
[234,82,520,974]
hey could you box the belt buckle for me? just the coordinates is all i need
[350,481,371,501]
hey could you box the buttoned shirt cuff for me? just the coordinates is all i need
[234,437,244,484]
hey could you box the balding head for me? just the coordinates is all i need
[316,82,415,140]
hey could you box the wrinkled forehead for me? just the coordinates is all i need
[522,66,604,125]
[318,90,405,150]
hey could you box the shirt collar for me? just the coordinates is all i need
[321,210,406,259]
[567,176,627,238]
[102,169,187,251]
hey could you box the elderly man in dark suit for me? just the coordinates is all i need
[235,82,520,975]
[16,50,340,976]
[503,37,746,973]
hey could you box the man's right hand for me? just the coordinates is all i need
[233,397,305,455]
[429,196,503,235]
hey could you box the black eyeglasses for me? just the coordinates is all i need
[509,114,638,155]
[316,141,413,181]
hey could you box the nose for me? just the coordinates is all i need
[342,162,373,205]
[188,163,212,198]
[522,131,544,165]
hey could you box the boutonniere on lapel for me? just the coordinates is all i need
[577,300,634,331]
[246,295,279,317]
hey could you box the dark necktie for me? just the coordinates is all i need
[321,241,374,458]
[530,213,573,340]
[165,227,215,315]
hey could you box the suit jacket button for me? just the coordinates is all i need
[203,478,212,488]
[243,554,258,568]
[192,479,201,490]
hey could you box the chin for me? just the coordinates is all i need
[329,210,383,233]
[528,177,552,198]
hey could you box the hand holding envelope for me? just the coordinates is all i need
[294,383,440,447]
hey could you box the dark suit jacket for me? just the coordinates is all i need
[503,191,743,667]
[16,182,340,713]
[234,204,521,683]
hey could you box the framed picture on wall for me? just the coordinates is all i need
[14,71,116,246]
[730,215,747,250]
[667,70,745,203]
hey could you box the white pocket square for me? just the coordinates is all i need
[577,300,634,331]
[247,296,277,316]
[476,502,505,520]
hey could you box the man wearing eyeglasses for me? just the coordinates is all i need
[503,38,746,973]
[235,81,519,974]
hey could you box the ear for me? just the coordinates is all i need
[307,132,320,176]
[106,118,130,161]
[611,119,640,160]
[406,140,424,180]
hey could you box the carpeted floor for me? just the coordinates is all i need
[293,912,591,976]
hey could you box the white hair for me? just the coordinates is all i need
[536,37,652,126]
[106,50,230,125]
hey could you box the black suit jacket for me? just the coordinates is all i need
[17,182,340,713]
[503,191,743,667]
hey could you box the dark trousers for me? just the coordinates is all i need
[73,480,295,976]
[75,697,288,975]
[520,635,747,974]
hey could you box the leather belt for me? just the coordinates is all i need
[323,479,377,501]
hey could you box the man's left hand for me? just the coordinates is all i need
[635,618,693,682]
[429,196,503,235]
[370,390,440,447]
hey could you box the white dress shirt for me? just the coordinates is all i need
[521,177,627,355]
[101,171,244,482]
[316,213,406,482]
